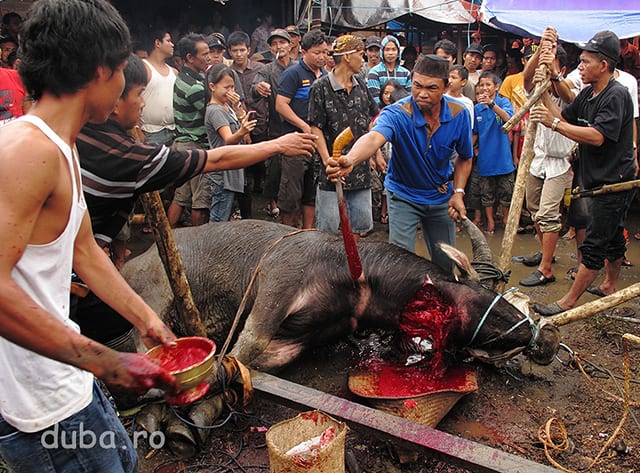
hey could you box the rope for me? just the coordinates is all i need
[470,261,510,285]
[214,229,314,372]
[538,336,638,472]
[467,287,520,346]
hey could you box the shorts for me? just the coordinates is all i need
[0,382,137,473]
[525,168,573,233]
[581,191,633,271]
[171,141,211,210]
[315,187,373,234]
[479,172,514,208]
[278,154,316,213]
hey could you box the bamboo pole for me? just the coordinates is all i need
[548,282,640,326]
[139,191,207,337]
[501,78,551,133]
[494,66,547,293]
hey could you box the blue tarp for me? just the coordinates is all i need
[480,0,640,42]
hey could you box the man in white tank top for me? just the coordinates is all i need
[0,2,179,471]
[141,29,178,146]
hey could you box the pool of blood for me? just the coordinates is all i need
[398,280,455,378]
[151,346,209,373]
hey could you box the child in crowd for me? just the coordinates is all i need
[205,64,257,222]
[473,71,515,234]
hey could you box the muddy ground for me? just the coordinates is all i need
[129,196,640,473]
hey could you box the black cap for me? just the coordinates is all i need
[415,54,450,80]
[523,44,537,59]
[579,30,620,62]
[206,34,225,50]
[464,43,483,56]
[365,35,382,49]
[268,28,291,45]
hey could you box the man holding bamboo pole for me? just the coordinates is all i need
[531,30,636,316]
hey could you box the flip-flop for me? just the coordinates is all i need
[586,285,607,297]
[532,301,566,317]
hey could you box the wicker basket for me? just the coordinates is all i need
[266,410,348,473]
[348,365,478,428]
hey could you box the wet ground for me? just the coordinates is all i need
[130,195,640,473]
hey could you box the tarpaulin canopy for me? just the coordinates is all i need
[480,0,640,42]
[297,0,476,30]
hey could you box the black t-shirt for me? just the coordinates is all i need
[562,78,635,190]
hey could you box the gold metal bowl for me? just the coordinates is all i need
[146,336,216,391]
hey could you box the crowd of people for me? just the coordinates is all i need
[0,0,639,470]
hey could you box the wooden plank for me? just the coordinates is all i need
[251,370,561,473]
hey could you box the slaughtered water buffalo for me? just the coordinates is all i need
[121,220,559,372]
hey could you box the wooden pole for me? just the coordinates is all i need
[501,78,551,133]
[494,66,547,293]
[139,191,206,337]
[547,282,640,327]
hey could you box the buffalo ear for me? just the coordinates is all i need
[439,243,480,281]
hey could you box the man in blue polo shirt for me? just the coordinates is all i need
[275,29,328,228]
[326,54,473,273]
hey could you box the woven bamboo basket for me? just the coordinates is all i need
[348,365,478,428]
[266,410,348,473]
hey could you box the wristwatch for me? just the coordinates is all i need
[550,73,563,82]
[551,117,560,131]
[453,188,465,195]
[488,100,496,109]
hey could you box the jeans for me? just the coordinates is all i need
[0,382,137,473]
[209,180,235,222]
[315,187,373,234]
[387,191,455,274]
[143,128,175,146]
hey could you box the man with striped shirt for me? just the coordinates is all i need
[167,33,211,227]
[75,53,317,356]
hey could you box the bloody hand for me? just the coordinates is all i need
[105,352,179,396]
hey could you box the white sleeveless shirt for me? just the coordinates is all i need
[0,115,93,433]
[141,58,176,133]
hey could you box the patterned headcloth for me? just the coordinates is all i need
[331,34,364,56]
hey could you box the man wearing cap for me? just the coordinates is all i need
[363,35,381,76]
[530,30,636,316]
[252,28,295,217]
[285,25,302,62]
[327,55,473,273]
[463,43,483,100]
[309,35,378,238]
[275,29,329,228]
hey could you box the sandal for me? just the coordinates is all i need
[566,267,577,280]
[379,214,388,224]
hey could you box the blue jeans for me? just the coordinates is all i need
[209,181,236,222]
[387,191,455,274]
[0,382,137,473]
[143,128,174,146]
[315,187,373,234]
